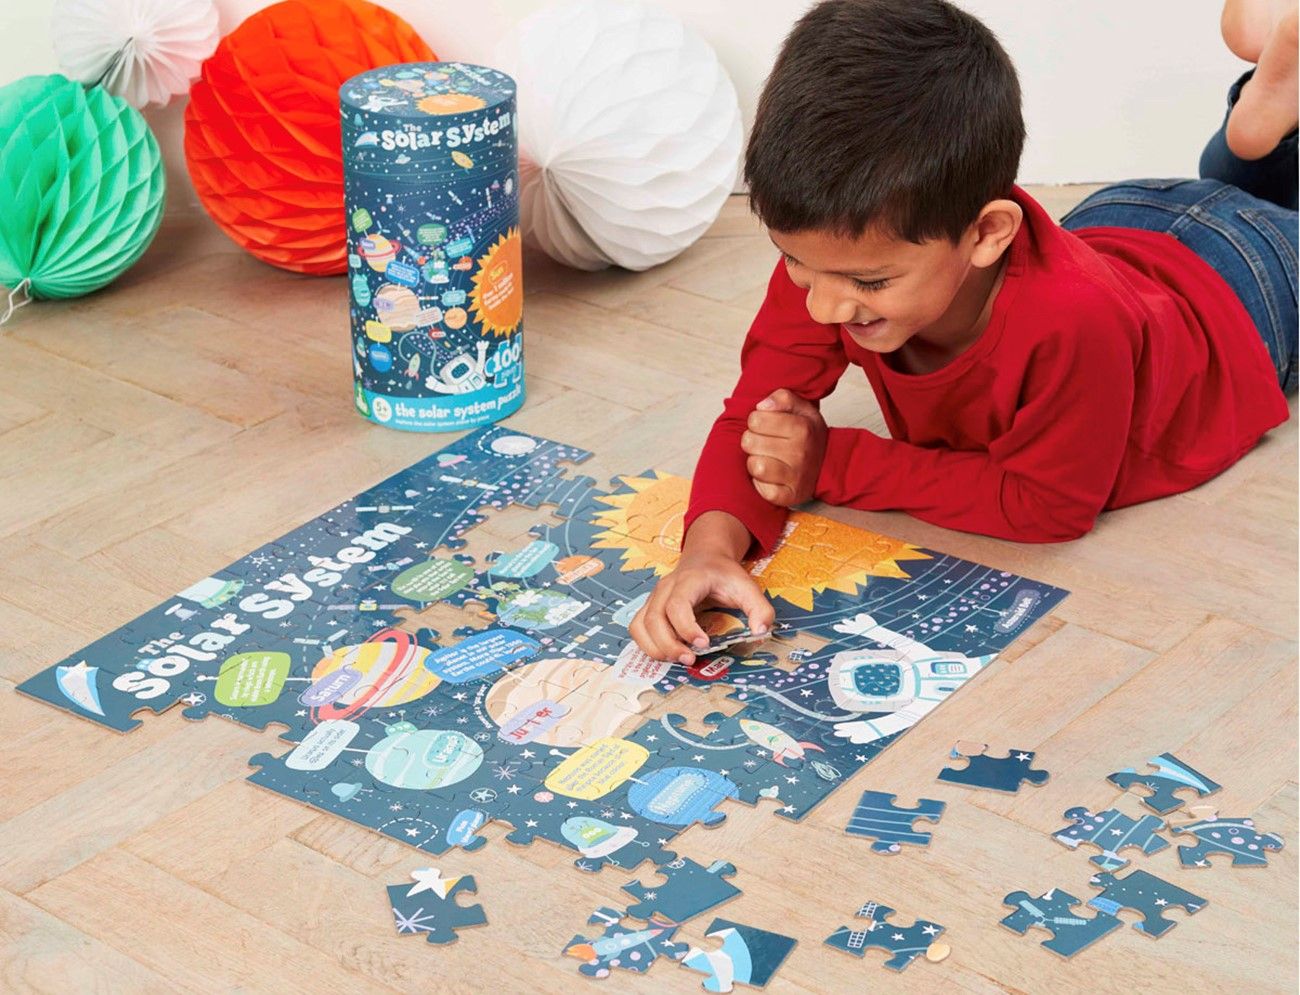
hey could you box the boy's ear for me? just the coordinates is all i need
[969,199,1023,268]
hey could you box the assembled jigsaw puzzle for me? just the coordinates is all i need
[16,426,1067,878]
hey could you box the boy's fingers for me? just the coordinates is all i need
[753,479,793,505]
[746,410,803,438]
[718,576,776,633]
[643,610,695,665]
[665,597,709,648]
[746,453,793,485]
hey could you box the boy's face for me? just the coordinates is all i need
[769,219,999,355]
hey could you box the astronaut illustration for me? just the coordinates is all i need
[825,612,994,745]
[425,339,491,394]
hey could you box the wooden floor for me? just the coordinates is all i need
[0,188,1295,994]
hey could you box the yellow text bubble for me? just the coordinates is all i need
[544,737,649,800]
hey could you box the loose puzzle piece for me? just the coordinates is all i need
[845,791,945,854]
[1086,869,1207,937]
[621,858,741,924]
[1051,806,1169,870]
[16,426,1069,886]
[1001,888,1123,958]
[1106,752,1221,814]
[681,917,797,992]
[823,901,947,971]
[1169,814,1285,868]
[563,906,689,979]
[937,741,1050,793]
[387,867,486,945]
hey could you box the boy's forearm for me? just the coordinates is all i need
[681,510,753,562]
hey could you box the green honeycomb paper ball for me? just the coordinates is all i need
[0,74,165,301]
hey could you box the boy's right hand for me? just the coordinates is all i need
[629,510,775,665]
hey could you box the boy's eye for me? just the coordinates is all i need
[850,277,891,292]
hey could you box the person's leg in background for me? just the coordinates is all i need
[1202,0,1298,208]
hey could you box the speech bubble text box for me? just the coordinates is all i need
[215,651,290,707]
[286,719,361,771]
[544,737,650,800]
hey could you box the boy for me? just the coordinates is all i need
[631,0,1297,665]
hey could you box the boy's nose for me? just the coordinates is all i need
[804,278,858,325]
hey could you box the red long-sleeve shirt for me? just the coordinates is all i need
[687,186,1289,551]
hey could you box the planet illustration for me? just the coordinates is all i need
[444,306,468,329]
[309,628,438,721]
[495,589,589,631]
[365,721,483,789]
[490,434,538,456]
[451,150,474,169]
[419,92,486,115]
[359,234,400,273]
[373,284,422,331]
[485,657,644,747]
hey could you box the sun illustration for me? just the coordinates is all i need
[591,472,689,576]
[418,92,487,115]
[590,474,929,605]
[752,512,931,609]
[469,228,523,337]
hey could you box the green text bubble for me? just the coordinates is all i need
[215,651,291,707]
[352,208,373,232]
[391,558,476,603]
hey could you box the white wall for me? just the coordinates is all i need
[4,0,1248,207]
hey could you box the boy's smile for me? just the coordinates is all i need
[769,199,1022,372]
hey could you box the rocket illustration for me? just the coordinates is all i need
[738,719,824,767]
[405,353,421,379]
[565,925,671,963]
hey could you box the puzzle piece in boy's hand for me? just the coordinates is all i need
[387,867,486,945]
[621,858,740,924]
[1168,813,1285,868]
[1106,752,1221,814]
[1001,888,1123,958]
[823,901,947,971]
[1051,806,1169,870]
[845,791,945,854]
[937,741,1050,793]
[1086,869,1207,937]
[681,917,797,991]
[563,906,689,979]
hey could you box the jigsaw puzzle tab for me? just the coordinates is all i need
[1107,752,1222,815]
[681,917,797,992]
[1085,869,1207,937]
[1001,888,1123,958]
[563,906,689,979]
[937,741,1050,793]
[620,858,740,924]
[823,901,947,971]
[845,791,946,854]
[387,867,487,945]
[1169,813,1285,868]
[1051,806,1169,870]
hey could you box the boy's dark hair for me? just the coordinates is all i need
[745,0,1024,243]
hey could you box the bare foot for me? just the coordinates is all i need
[1227,5,1299,159]
[1221,0,1293,61]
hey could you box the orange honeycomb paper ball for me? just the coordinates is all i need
[184,0,434,275]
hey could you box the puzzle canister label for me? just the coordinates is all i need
[341,62,523,432]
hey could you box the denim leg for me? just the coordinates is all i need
[1199,70,1299,210]
[1062,179,1298,392]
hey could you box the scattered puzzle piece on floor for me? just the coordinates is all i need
[824,901,947,971]
[845,791,945,854]
[1001,888,1123,958]
[937,741,1050,793]
[681,918,797,991]
[387,867,486,945]
[1086,869,1207,937]
[1106,752,1221,814]
[1169,813,1285,868]
[621,858,740,924]
[563,906,689,979]
[1051,806,1169,870]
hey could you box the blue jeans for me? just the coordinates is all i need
[1060,72,1298,393]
